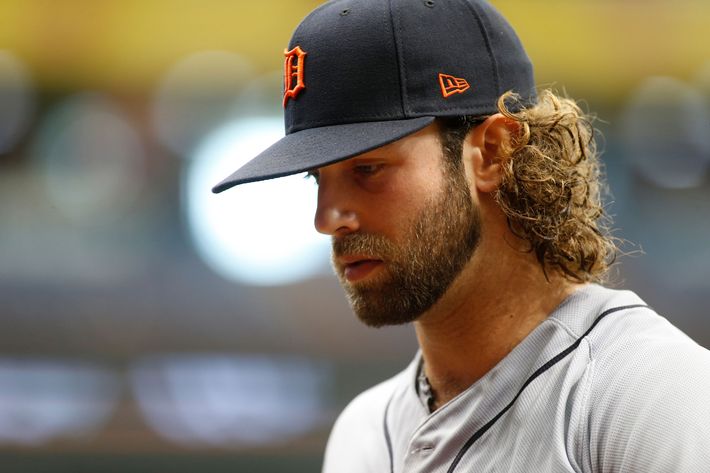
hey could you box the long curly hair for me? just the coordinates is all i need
[438,89,617,283]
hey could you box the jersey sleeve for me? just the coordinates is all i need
[322,376,399,473]
[586,321,710,472]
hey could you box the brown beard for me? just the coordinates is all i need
[331,162,481,327]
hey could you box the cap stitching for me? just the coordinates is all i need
[388,0,408,117]
[429,105,497,115]
[288,103,495,133]
[461,0,501,98]
[289,111,421,133]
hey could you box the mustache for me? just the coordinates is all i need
[332,233,396,259]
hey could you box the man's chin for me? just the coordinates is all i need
[353,310,421,328]
[346,289,425,328]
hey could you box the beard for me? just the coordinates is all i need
[331,162,482,328]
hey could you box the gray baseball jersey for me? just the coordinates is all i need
[322,284,710,472]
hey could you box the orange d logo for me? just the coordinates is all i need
[283,46,307,107]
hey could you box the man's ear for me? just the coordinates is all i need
[465,113,520,193]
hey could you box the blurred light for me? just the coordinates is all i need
[232,71,284,118]
[620,76,710,189]
[0,359,119,445]
[0,51,35,154]
[153,50,254,157]
[131,354,329,446]
[33,93,146,224]
[185,117,330,286]
[695,60,710,99]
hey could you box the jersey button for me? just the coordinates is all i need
[409,444,435,457]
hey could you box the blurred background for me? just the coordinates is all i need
[0,0,708,471]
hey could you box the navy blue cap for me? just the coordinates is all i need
[213,0,536,193]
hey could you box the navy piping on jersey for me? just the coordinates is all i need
[383,394,395,473]
[382,303,650,473]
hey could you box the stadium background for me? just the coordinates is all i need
[0,0,709,471]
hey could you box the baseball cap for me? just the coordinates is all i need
[212,0,536,193]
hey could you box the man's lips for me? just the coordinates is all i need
[336,256,384,282]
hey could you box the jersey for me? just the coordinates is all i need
[322,284,710,473]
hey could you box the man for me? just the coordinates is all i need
[214,1,710,471]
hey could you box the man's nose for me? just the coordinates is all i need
[314,177,359,236]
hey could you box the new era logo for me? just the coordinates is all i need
[438,73,470,98]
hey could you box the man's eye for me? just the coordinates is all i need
[354,163,383,176]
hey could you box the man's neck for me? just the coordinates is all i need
[413,243,583,411]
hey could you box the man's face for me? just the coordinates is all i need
[312,124,481,327]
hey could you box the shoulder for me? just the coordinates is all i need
[321,365,410,473]
[587,296,710,383]
[584,297,710,471]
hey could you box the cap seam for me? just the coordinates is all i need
[388,0,408,118]
[461,0,501,98]
[412,104,498,116]
[289,113,430,133]
[288,103,496,133]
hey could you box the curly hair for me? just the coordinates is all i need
[438,89,617,283]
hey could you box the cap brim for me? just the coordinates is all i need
[212,116,435,193]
